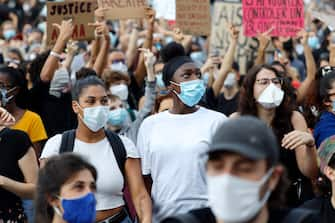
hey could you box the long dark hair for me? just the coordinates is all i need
[238,64,295,140]
[304,68,335,127]
[35,153,97,223]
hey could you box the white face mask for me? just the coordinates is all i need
[224,72,236,88]
[110,84,129,101]
[207,168,274,223]
[257,83,284,109]
[79,105,109,132]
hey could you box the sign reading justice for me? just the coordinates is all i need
[47,0,96,44]
[242,0,304,37]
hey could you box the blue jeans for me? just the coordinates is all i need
[120,216,133,223]
[22,199,34,223]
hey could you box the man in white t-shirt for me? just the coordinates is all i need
[137,42,227,222]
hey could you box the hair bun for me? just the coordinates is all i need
[160,42,186,63]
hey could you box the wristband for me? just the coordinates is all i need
[50,51,62,60]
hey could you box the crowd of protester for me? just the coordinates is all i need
[0,0,335,223]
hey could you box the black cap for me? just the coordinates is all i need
[208,116,279,166]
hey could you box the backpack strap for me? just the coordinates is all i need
[104,130,127,177]
[282,208,318,223]
[59,130,76,153]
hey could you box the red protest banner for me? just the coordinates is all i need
[242,0,304,37]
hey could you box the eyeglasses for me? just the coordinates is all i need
[255,78,283,86]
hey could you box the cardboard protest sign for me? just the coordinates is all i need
[242,0,304,37]
[176,0,211,36]
[153,0,176,20]
[47,0,96,45]
[97,0,147,20]
[210,0,258,74]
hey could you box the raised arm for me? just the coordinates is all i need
[62,41,78,72]
[212,25,239,97]
[296,29,317,104]
[126,27,139,68]
[255,28,272,65]
[91,22,110,76]
[330,44,335,67]
[134,7,155,87]
[40,19,73,82]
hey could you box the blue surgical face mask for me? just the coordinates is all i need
[38,22,46,33]
[3,29,16,40]
[156,72,165,88]
[79,105,109,132]
[53,192,96,223]
[308,36,320,50]
[190,51,206,65]
[108,108,128,126]
[170,79,206,107]
[165,36,174,44]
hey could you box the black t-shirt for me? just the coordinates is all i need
[199,87,239,116]
[301,196,335,223]
[0,128,31,209]
[27,80,77,138]
[216,92,239,116]
[161,207,319,223]
[128,72,145,110]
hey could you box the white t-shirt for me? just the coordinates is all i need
[137,107,227,221]
[40,134,139,211]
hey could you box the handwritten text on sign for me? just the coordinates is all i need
[97,0,147,20]
[242,0,304,37]
[176,0,211,36]
[47,1,95,44]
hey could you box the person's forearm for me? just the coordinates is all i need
[126,28,139,68]
[87,39,100,69]
[296,145,318,179]
[1,176,35,199]
[212,39,237,97]
[296,44,317,104]
[94,37,110,76]
[330,45,335,67]
[134,24,154,87]
[134,191,152,223]
[255,48,266,65]
[40,36,67,82]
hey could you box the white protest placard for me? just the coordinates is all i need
[153,0,175,20]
